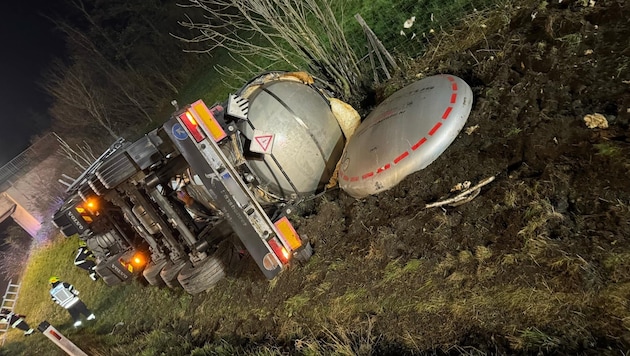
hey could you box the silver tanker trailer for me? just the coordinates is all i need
[52,71,472,294]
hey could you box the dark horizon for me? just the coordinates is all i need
[0,1,67,166]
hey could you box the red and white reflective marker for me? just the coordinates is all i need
[339,75,473,198]
[37,321,88,356]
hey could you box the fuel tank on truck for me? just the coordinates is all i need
[238,75,345,200]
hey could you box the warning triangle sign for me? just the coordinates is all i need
[255,135,273,151]
[250,130,274,154]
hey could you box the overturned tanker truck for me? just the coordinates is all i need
[52,71,473,294]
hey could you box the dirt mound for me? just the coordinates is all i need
[291,0,630,353]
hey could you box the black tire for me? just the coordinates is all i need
[142,259,168,286]
[159,260,187,289]
[177,242,235,294]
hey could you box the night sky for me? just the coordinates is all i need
[0,0,66,296]
[0,1,66,166]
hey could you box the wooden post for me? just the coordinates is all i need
[354,14,399,84]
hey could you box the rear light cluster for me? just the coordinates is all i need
[267,237,290,264]
[270,217,303,265]
[178,100,227,143]
[179,111,204,142]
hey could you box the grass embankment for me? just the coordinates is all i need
[2,236,195,355]
[6,207,630,355]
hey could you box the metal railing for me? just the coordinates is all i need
[0,133,59,192]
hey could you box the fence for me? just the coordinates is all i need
[0,133,59,192]
[341,0,499,60]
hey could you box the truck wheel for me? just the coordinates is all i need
[142,259,168,286]
[159,260,187,289]
[177,242,234,294]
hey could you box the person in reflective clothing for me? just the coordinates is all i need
[0,308,34,336]
[49,276,95,327]
[74,240,99,281]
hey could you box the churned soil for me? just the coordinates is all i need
[188,0,630,354]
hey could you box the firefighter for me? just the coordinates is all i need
[0,308,34,336]
[49,276,95,327]
[74,240,99,281]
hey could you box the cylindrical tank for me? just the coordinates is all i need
[339,75,473,198]
[238,80,344,199]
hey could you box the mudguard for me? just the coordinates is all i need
[339,75,473,198]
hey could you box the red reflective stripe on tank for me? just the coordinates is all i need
[377,164,391,173]
[442,107,453,119]
[428,122,442,136]
[412,137,427,150]
[342,174,349,181]
[394,151,409,164]
[351,76,459,183]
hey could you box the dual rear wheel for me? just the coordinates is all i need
[139,241,236,294]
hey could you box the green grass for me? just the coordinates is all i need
[5,222,630,355]
[340,0,498,57]
[511,327,562,351]
[2,236,195,355]
[177,48,238,107]
[506,127,522,137]
[381,258,423,284]
[594,142,622,157]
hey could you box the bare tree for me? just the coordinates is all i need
[55,135,97,171]
[54,22,156,124]
[176,0,366,99]
[44,59,119,139]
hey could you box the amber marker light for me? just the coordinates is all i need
[131,252,146,268]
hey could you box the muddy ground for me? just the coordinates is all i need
[190,0,630,354]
